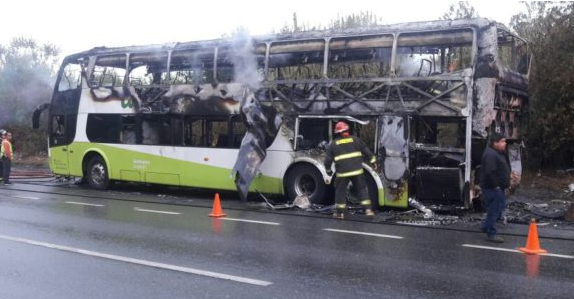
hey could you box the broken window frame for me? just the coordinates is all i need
[293,115,376,152]
[266,39,326,81]
[90,54,128,88]
[327,34,394,79]
[395,29,474,77]
[128,51,170,87]
[169,48,215,85]
[58,61,84,92]
[215,44,266,83]
[181,115,247,149]
[497,28,529,75]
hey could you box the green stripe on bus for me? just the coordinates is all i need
[59,142,282,194]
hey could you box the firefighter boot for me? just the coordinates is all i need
[332,213,344,220]
[365,209,375,217]
[333,204,346,219]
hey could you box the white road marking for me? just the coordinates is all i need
[134,207,181,215]
[65,201,105,207]
[542,253,574,259]
[0,234,272,286]
[462,244,520,253]
[220,217,280,226]
[323,228,404,239]
[12,195,41,200]
[462,244,574,259]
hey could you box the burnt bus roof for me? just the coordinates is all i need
[62,17,517,63]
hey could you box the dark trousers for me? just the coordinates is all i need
[481,188,506,237]
[334,174,371,212]
[2,158,11,183]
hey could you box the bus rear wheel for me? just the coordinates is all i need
[285,164,327,205]
[87,156,110,190]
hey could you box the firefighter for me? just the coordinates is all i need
[324,121,376,219]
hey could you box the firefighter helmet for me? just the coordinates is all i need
[334,121,349,134]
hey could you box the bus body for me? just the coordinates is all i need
[35,18,528,208]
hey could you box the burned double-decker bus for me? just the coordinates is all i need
[247,17,528,208]
[35,18,527,209]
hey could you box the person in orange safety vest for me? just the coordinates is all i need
[1,131,13,185]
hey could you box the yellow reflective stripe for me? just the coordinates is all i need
[360,200,372,206]
[334,151,362,161]
[337,169,364,177]
[336,204,347,209]
[370,156,376,163]
[335,138,353,145]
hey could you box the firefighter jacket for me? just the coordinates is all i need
[1,139,12,160]
[324,135,376,177]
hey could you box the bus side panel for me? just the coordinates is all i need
[49,145,70,175]
[68,142,282,194]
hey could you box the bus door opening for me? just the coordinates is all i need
[49,114,71,175]
[378,115,409,207]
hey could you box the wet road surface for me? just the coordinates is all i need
[0,182,573,299]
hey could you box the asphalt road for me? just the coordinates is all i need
[0,182,573,299]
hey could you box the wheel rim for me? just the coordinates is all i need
[91,163,106,185]
[293,173,317,197]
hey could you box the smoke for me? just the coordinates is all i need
[0,37,60,127]
[227,30,260,90]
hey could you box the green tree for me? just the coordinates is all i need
[441,2,479,20]
[328,11,380,30]
[510,2,574,168]
[280,11,381,34]
[0,37,60,126]
[279,12,322,34]
[0,37,60,157]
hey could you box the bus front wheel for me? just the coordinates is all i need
[87,156,110,190]
[285,164,328,205]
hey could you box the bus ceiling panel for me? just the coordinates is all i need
[397,30,473,47]
[95,55,127,68]
[269,40,325,54]
[329,35,394,50]
[129,52,169,64]
[217,43,267,55]
[170,48,215,60]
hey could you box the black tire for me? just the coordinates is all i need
[87,156,110,190]
[285,164,327,205]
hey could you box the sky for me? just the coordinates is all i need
[0,0,527,57]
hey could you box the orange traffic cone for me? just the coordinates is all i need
[209,193,226,217]
[519,219,547,255]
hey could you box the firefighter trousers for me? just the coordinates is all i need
[334,174,371,213]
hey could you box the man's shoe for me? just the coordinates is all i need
[365,209,375,217]
[3,182,12,185]
[332,213,344,220]
[486,235,504,243]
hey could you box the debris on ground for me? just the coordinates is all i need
[407,197,434,218]
[257,191,311,210]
